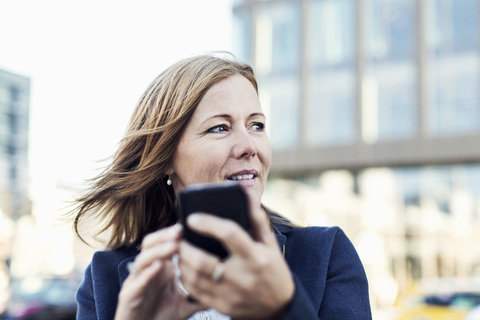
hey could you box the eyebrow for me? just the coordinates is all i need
[202,112,266,124]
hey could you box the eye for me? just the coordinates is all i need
[251,122,265,132]
[207,124,229,134]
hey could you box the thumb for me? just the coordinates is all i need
[244,188,275,245]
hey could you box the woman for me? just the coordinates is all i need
[72,53,372,319]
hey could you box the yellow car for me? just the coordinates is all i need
[394,277,480,320]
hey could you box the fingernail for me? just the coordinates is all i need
[187,214,201,226]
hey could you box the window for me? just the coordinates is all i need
[309,0,356,69]
[0,113,10,153]
[255,0,302,149]
[366,0,416,62]
[255,1,301,76]
[260,77,301,149]
[426,0,480,136]
[427,0,479,55]
[233,8,252,64]
[307,72,356,146]
[0,87,8,105]
[364,0,417,142]
[306,0,357,146]
[376,74,416,139]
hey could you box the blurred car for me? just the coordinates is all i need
[1,275,79,320]
[394,277,480,320]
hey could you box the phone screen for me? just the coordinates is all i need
[177,183,251,259]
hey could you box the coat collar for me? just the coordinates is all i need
[274,229,287,253]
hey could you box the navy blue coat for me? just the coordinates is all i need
[76,223,372,319]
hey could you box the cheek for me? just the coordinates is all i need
[172,145,201,182]
[259,139,272,170]
[183,152,226,182]
[201,158,226,178]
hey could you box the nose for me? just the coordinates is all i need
[232,128,258,159]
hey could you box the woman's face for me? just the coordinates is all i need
[169,74,271,208]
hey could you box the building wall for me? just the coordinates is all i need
[0,68,30,219]
[0,68,30,313]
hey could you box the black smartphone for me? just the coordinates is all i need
[177,183,252,260]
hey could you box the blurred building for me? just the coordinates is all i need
[0,68,30,219]
[0,68,30,312]
[233,0,480,309]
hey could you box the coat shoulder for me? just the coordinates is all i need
[76,244,139,320]
[91,244,138,267]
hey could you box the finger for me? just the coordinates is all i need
[133,241,179,272]
[186,213,253,258]
[178,244,219,302]
[141,224,182,249]
[179,240,222,279]
[122,259,165,297]
[244,188,277,246]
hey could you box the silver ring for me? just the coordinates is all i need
[127,261,139,276]
[211,263,225,282]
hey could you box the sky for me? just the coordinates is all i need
[0,0,233,187]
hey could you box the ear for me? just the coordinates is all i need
[165,167,174,175]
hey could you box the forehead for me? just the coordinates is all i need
[206,74,255,95]
[195,75,260,114]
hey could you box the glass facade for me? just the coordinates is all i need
[0,69,30,217]
[364,0,417,141]
[0,85,29,157]
[255,1,301,75]
[307,72,356,146]
[426,0,480,136]
[0,112,9,154]
[260,78,301,149]
[254,0,302,149]
[233,8,252,64]
[307,0,357,146]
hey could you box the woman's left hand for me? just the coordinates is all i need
[178,191,295,319]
